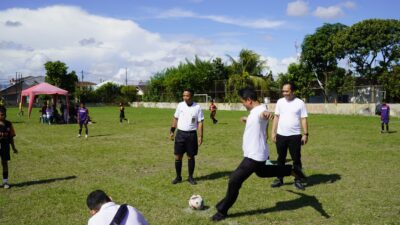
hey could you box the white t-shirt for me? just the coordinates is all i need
[242,104,269,162]
[174,102,204,131]
[88,202,148,225]
[275,97,308,136]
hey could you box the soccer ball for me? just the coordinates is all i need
[188,194,204,210]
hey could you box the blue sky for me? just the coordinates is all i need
[0,0,399,84]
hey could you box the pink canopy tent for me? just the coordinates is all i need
[20,82,70,118]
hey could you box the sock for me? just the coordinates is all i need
[79,129,82,135]
[175,160,182,178]
[381,124,384,131]
[386,124,389,131]
[188,158,195,178]
[3,178,8,184]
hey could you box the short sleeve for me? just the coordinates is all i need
[197,106,204,121]
[274,101,280,115]
[300,101,308,118]
[174,104,180,118]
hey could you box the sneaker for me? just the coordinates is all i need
[3,183,10,189]
[77,134,81,138]
[188,177,197,185]
[294,180,305,190]
[271,178,283,188]
[381,130,385,134]
[85,134,88,139]
[171,176,182,184]
[211,212,227,222]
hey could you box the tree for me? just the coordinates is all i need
[301,23,348,102]
[335,19,400,84]
[120,85,138,102]
[378,65,400,102]
[225,49,269,102]
[44,61,78,94]
[277,63,315,101]
[95,82,121,103]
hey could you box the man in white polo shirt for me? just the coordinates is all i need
[170,89,204,185]
[211,87,306,222]
[271,83,309,190]
[87,190,148,225]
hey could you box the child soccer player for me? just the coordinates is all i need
[0,108,18,189]
[77,102,89,138]
[380,102,390,133]
[119,103,129,123]
[209,99,218,124]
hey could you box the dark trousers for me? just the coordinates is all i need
[216,157,292,215]
[276,134,302,181]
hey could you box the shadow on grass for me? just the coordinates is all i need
[11,175,77,187]
[229,190,330,219]
[88,134,112,138]
[305,173,341,187]
[387,130,397,134]
[196,171,232,181]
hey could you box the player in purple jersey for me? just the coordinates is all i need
[380,102,390,133]
[77,102,89,138]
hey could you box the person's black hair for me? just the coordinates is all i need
[183,88,194,96]
[283,82,296,92]
[238,87,258,101]
[86,190,112,211]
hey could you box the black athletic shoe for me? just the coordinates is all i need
[172,177,182,184]
[211,212,227,222]
[271,178,283,188]
[188,177,197,185]
[294,180,305,190]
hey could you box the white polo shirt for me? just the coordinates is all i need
[275,97,308,136]
[242,104,269,162]
[88,202,148,225]
[174,102,204,131]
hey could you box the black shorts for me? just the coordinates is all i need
[174,130,198,157]
[0,143,10,161]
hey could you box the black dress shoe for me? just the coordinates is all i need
[172,177,182,184]
[271,178,283,188]
[188,177,197,185]
[294,180,305,190]
[211,212,226,222]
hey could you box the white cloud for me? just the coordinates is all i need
[313,1,356,19]
[313,6,344,19]
[265,56,298,76]
[0,5,237,83]
[158,8,285,29]
[342,1,356,9]
[287,0,309,17]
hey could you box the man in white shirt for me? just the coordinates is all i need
[211,87,306,222]
[87,190,148,225]
[169,89,204,185]
[271,83,309,190]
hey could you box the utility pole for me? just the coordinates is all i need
[81,70,84,82]
[125,67,128,86]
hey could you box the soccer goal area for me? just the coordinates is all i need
[193,94,212,103]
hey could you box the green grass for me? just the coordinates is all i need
[0,106,399,225]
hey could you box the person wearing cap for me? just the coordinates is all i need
[169,89,204,185]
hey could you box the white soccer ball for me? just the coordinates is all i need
[189,194,204,210]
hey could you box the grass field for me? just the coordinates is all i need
[0,106,399,225]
